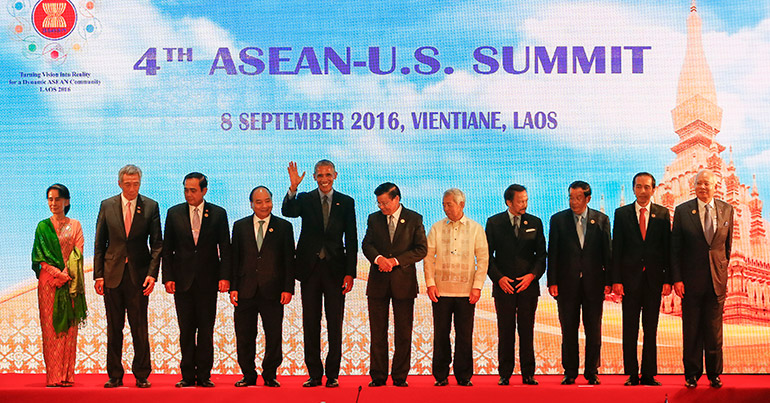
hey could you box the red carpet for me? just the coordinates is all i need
[1,374,769,402]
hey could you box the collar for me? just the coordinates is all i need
[574,208,588,222]
[121,193,137,206]
[319,188,334,200]
[387,204,403,222]
[253,213,271,228]
[697,198,715,211]
[507,209,522,223]
[445,214,468,225]
[635,200,651,214]
[189,200,205,214]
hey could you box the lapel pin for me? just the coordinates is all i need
[523,220,528,225]
[400,219,405,223]
[590,219,595,224]
[268,228,274,232]
[204,213,209,217]
[692,209,697,215]
[651,213,656,218]
[335,202,340,206]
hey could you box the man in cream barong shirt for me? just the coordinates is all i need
[424,188,489,387]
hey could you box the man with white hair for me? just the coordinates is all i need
[671,169,734,389]
[424,188,489,387]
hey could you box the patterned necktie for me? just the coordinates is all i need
[322,195,330,229]
[639,207,647,241]
[192,207,201,245]
[257,220,265,251]
[388,214,396,242]
[704,204,714,244]
[124,201,132,237]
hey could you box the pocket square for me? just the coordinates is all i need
[525,228,536,233]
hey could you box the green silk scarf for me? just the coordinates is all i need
[32,219,88,334]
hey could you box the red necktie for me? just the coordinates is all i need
[639,207,647,240]
[125,201,132,237]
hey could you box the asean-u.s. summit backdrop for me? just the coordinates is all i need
[1,0,769,375]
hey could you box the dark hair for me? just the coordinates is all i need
[632,172,656,188]
[183,172,208,190]
[504,184,527,202]
[249,185,273,202]
[46,183,71,215]
[374,182,401,200]
[569,180,592,198]
[314,159,336,174]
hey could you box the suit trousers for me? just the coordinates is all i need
[622,276,662,377]
[104,266,151,380]
[368,296,415,383]
[681,290,724,379]
[174,277,218,382]
[494,290,538,379]
[557,278,603,379]
[432,296,476,383]
[301,258,345,380]
[234,294,284,382]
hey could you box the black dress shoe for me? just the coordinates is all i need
[368,380,386,387]
[586,375,601,385]
[640,376,661,386]
[135,378,151,388]
[175,379,195,388]
[325,378,339,388]
[498,377,510,386]
[457,379,473,387]
[522,376,538,385]
[561,376,576,385]
[434,379,449,386]
[393,380,408,387]
[624,376,639,386]
[709,376,722,388]
[303,378,322,387]
[685,377,698,388]
[234,378,256,387]
[104,378,123,388]
[263,378,281,387]
[197,379,215,387]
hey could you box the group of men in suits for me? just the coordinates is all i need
[546,171,732,389]
[91,163,732,390]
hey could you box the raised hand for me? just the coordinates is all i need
[287,161,306,192]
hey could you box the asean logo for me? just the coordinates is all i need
[9,0,101,65]
[32,0,77,40]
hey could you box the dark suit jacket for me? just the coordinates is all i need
[486,211,546,298]
[282,189,357,282]
[361,207,428,300]
[230,213,295,300]
[611,203,671,290]
[94,194,163,288]
[161,201,231,293]
[671,198,733,297]
[547,207,611,299]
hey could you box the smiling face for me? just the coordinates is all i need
[47,188,69,216]
[695,170,716,203]
[250,187,273,219]
[314,165,337,194]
